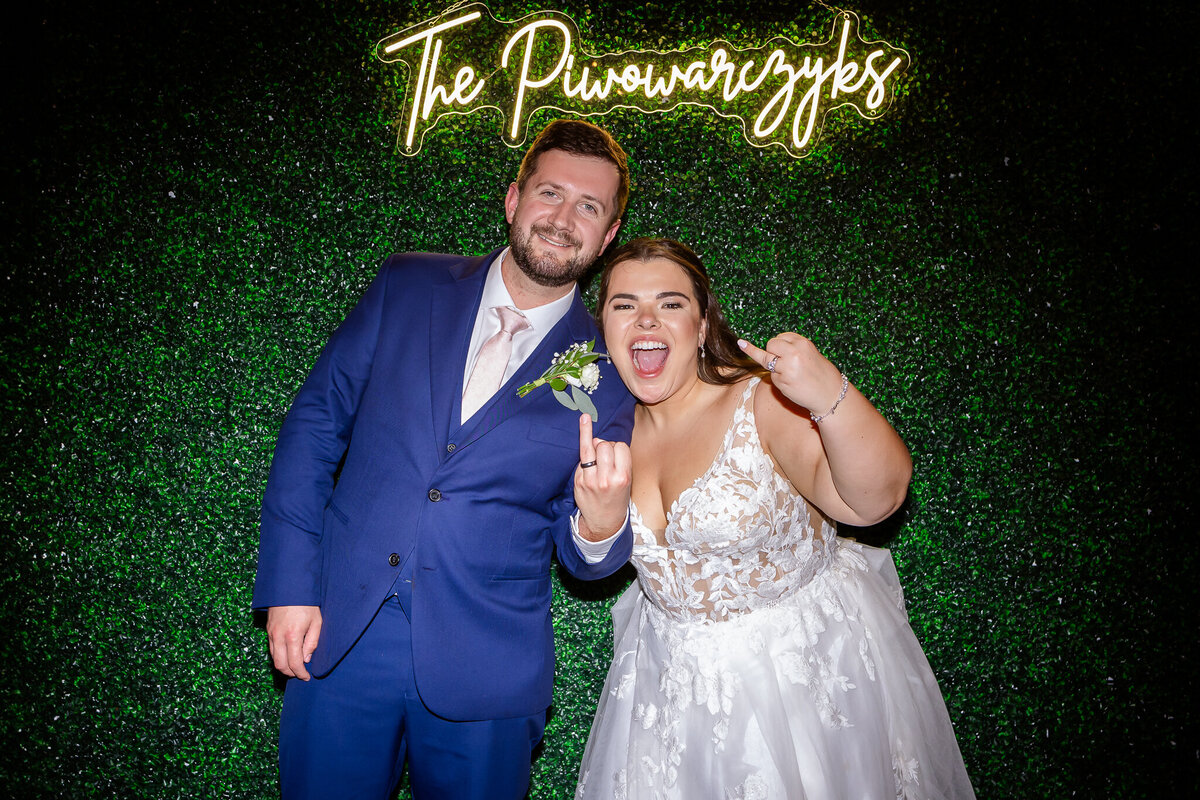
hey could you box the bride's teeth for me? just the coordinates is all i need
[630,341,669,374]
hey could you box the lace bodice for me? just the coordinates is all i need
[631,378,837,623]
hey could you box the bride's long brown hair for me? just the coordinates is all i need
[597,237,767,385]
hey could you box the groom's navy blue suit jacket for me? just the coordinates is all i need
[253,248,635,721]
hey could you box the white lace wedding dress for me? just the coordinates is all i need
[576,379,975,799]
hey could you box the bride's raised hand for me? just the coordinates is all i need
[740,334,911,524]
[573,413,632,541]
[737,334,846,419]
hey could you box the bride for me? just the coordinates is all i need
[576,238,974,799]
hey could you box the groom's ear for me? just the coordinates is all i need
[602,218,621,251]
[504,182,521,223]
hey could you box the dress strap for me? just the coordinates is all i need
[735,376,765,449]
[741,376,760,408]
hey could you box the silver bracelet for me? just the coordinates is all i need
[810,373,849,423]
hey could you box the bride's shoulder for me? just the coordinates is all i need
[706,378,752,410]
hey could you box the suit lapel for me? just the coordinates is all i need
[428,251,494,449]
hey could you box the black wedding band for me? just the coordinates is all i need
[580,461,597,469]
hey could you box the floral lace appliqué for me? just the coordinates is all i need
[631,379,837,625]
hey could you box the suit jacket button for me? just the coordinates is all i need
[446,443,456,452]
[428,488,442,502]
[388,553,400,567]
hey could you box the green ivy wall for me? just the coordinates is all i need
[4,1,1195,797]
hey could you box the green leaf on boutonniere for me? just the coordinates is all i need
[570,385,598,421]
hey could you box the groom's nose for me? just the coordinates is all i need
[546,202,576,234]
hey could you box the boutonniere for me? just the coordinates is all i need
[517,339,608,421]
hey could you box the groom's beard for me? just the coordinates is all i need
[508,222,597,288]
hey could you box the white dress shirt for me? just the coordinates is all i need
[462,249,621,563]
[461,251,574,416]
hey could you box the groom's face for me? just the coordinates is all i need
[504,149,622,288]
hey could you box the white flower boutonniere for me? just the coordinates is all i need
[517,339,608,421]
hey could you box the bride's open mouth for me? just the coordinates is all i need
[631,340,668,378]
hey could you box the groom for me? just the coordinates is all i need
[253,120,635,799]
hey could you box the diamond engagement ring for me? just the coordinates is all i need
[766,355,779,372]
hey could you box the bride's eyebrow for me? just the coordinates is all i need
[608,291,690,302]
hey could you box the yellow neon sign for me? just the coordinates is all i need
[376,3,911,158]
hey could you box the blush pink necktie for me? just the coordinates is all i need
[461,306,530,421]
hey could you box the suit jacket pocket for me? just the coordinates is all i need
[488,572,552,613]
[490,570,552,581]
[525,420,580,451]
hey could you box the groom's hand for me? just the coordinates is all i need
[267,605,322,681]
[574,413,632,541]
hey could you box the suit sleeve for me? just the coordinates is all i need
[550,367,637,580]
[251,261,394,608]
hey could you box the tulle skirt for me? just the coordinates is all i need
[576,542,975,800]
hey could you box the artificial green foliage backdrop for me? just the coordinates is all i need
[4,0,1195,796]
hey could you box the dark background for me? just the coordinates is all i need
[3,0,1196,796]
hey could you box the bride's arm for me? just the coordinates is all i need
[739,335,911,527]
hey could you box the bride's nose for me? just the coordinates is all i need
[636,308,660,328]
